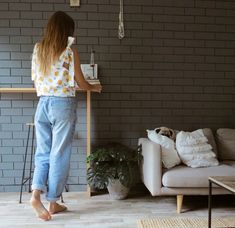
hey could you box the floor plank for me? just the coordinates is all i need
[0,191,234,228]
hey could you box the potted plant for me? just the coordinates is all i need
[87,142,142,200]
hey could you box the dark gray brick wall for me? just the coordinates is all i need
[1,0,235,192]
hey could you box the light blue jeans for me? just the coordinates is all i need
[32,96,77,202]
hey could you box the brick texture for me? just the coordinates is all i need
[1,0,235,192]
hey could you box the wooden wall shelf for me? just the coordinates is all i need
[0,80,100,93]
[0,88,36,93]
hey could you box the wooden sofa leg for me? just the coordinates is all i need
[177,195,183,213]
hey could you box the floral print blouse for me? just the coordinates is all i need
[31,37,77,97]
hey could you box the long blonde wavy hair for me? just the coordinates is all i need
[37,11,75,75]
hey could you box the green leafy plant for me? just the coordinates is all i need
[87,142,142,190]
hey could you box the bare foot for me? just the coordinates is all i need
[49,202,67,214]
[30,190,51,221]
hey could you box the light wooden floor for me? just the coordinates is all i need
[0,190,234,228]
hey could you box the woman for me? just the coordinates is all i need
[30,11,102,221]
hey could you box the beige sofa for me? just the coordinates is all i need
[138,128,235,213]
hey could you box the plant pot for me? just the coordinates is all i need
[107,178,129,200]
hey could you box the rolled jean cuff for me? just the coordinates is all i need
[31,184,47,193]
[46,196,60,202]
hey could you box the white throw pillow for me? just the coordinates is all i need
[176,129,219,168]
[147,129,181,169]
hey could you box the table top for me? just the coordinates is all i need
[0,80,100,93]
[209,176,235,194]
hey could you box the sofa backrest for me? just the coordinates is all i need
[216,128,235,160]
[202,128,218,156]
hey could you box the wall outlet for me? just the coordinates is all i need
[70,0,80,7]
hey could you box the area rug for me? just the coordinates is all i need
[137,217,235,228]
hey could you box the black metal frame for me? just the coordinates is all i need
[208,180,212,228]
[208,178,234,228]
[19,124,35,203]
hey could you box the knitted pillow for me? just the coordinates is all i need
[176,129,219,168]
[147,129,181,169]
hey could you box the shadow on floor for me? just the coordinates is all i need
[183,195,235,211]
[91,183,235,213]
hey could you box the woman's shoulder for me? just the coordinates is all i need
[70,46,80,57]
[67,36,75,47]
[67,37,76,53]
[33,43,40,52]
[70,46,76,52]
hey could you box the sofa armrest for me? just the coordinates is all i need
[138,138,162,196]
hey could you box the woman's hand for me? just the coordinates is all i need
[91,84,102,93]
[72,47,102,93]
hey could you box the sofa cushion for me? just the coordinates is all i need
[203,128,218,156]
[162,164,235,188]
[216,128,235,160]
[222,160,235,168]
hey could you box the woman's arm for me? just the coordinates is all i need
[71,47,102,92]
